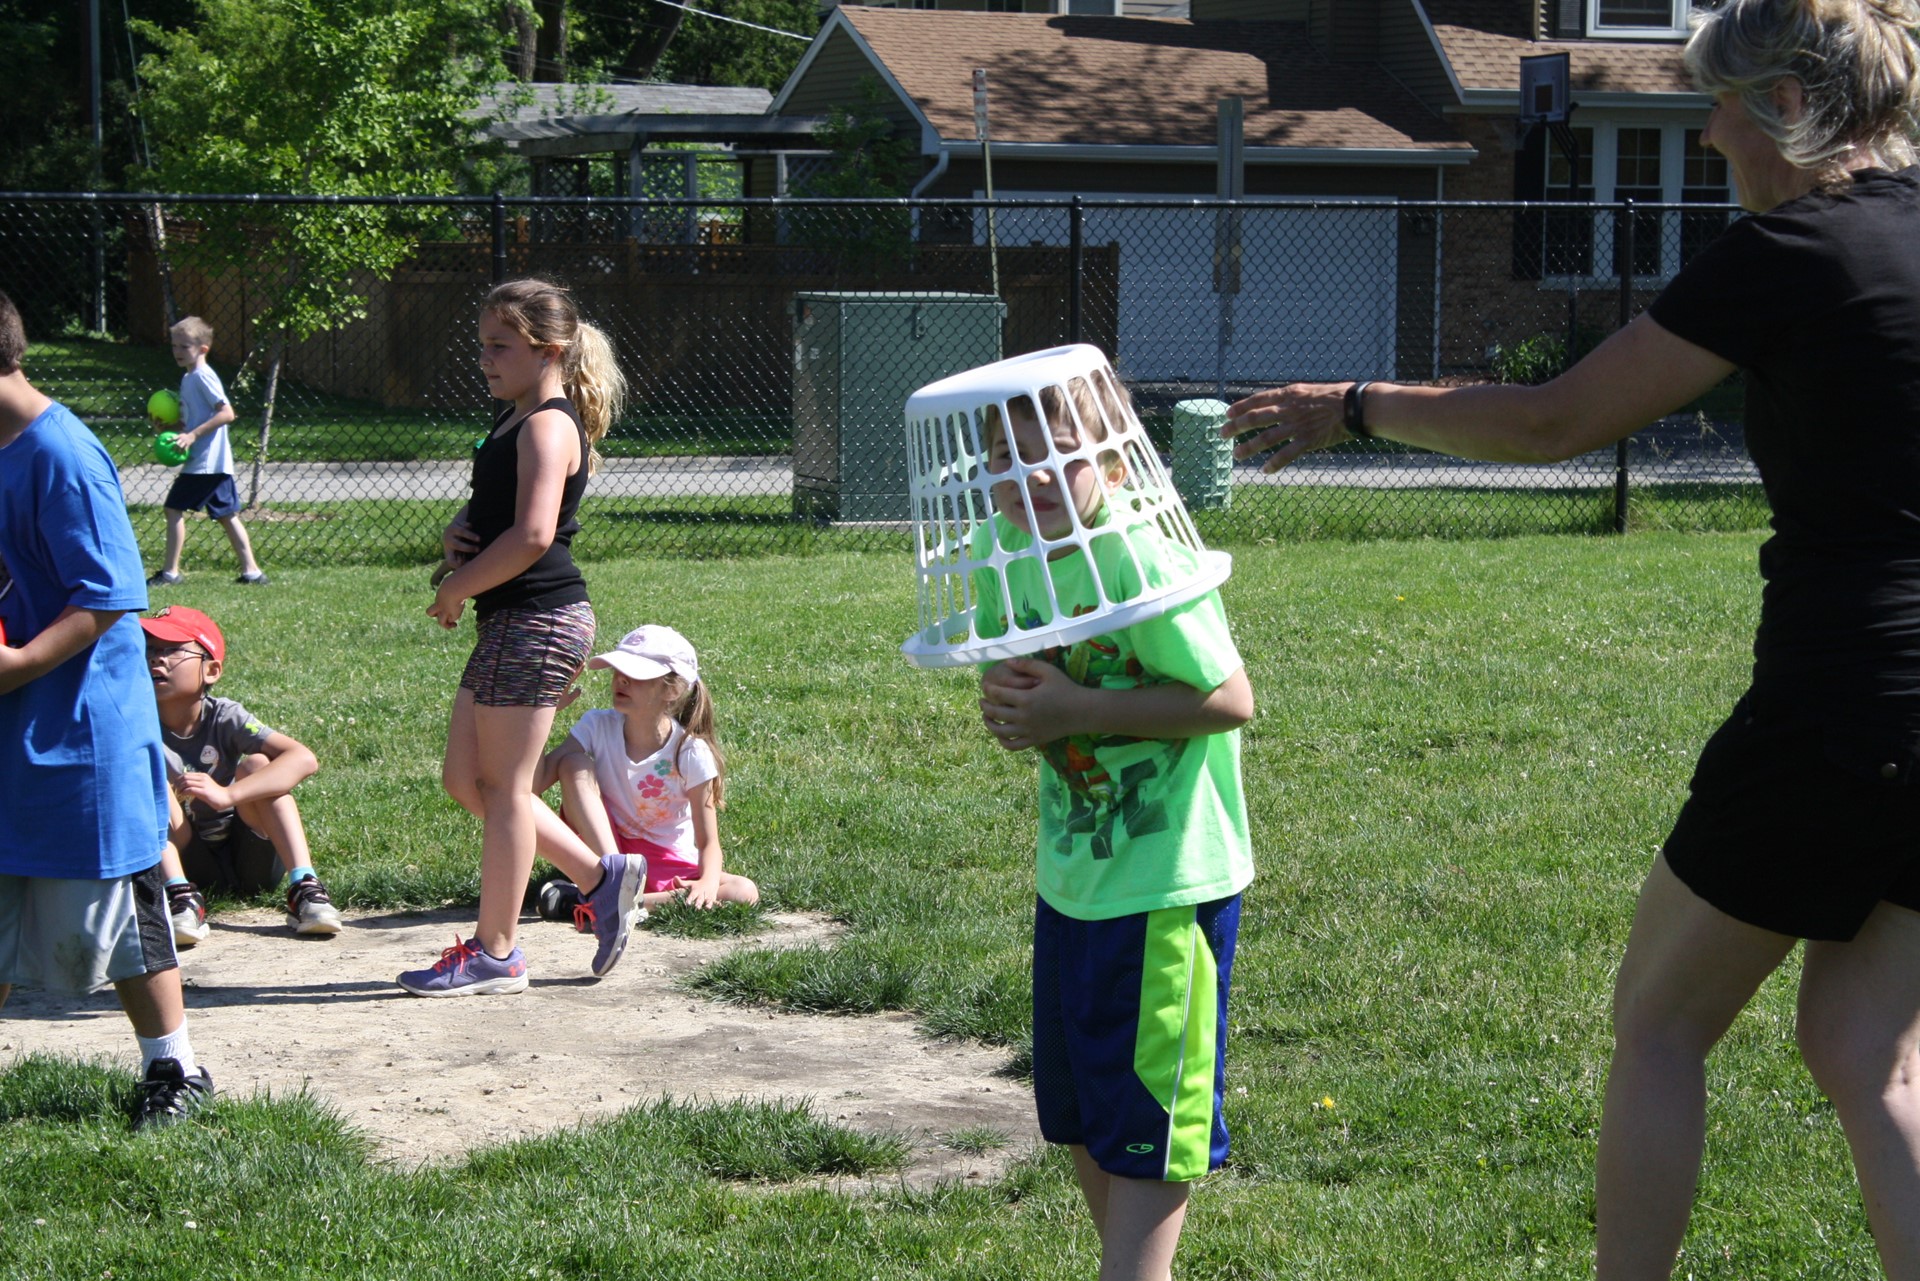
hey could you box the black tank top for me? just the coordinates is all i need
[467,396,590,619]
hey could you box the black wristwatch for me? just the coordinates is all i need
[1344,381,1374,439]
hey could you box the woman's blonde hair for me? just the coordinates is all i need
[481,278,628,474]
[663,673,726,810]
[1686,0,1920,176]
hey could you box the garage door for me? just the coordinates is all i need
[984,196,1399,383]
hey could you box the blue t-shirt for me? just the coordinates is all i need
[179,362,234,476]
[0,402,169,878]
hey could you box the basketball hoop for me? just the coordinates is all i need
[1519,53,1571,126]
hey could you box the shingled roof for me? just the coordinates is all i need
[1421,0,1693,94]
[835,9,1470,154]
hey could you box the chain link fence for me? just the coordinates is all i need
[0,192,1763,567]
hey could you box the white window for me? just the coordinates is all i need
[1537,119,1733,282]
[1588,0,1688,38]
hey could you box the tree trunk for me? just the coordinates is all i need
[249,340,284,510]
[506,3,536,79]
[621,6,686,82]
[533,0,567,81]
[146,204,179,325]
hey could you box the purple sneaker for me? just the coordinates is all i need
[574,854,645,977]
[397,936,529,997]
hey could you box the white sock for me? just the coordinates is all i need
[136,1024,197,1077]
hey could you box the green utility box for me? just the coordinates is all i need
[792,291,1005,523]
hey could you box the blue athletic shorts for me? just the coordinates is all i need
[164,472,242,519]
[1031,893,1240,1182]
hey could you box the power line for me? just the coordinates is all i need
[645,0,814,41]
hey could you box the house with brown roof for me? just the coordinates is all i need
[771,0,1729,379]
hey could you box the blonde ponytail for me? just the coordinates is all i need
[667,676,726,810]
[565,321,626,476]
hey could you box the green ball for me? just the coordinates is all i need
[147,389,181,424]
[153,432,191,466]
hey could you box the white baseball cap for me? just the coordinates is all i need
[587,624,700,685]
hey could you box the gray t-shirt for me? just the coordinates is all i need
[161,695,272,841]
[179,362,235,477]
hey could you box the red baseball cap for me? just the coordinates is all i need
[141,605,225,664]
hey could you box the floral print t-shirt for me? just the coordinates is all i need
[568,708,718,856]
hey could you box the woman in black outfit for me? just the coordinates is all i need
[1224,0,1920,1273]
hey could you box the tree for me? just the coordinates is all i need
[788,78,919,272]
[132,0,518,502]
[568,0,817,90]
[0,0,196,193]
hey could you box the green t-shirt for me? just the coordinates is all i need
[972,512,1253,920]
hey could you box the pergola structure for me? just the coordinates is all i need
[485,84,829,243]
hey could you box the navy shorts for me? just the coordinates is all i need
[1664,692,1920,940]
[164,473,242,519]
[1032,894,1240,1182]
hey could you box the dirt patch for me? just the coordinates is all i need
[0,908,1039,1185]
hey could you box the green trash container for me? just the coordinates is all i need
[1171,398,1233,512]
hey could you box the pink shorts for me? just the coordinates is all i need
[606,827,699,893]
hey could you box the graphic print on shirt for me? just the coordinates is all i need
[615,757,679,840]
[1017,596,1178,863]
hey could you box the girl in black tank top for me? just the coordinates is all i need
[400,279,639,998]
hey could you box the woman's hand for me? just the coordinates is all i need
[980,658,1084,751]
[1223,382,1353,474]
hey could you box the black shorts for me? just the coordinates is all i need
[164,473,242,519]
[1663,692,1920,940]
[180,822,281,895]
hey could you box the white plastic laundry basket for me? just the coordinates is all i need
[900,344,1231,668]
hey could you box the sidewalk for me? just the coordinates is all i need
[116,426,1756,507]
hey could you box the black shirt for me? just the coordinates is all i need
[467,396,590,619]
[1649,168,1920,724]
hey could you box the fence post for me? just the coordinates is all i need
[1613,198,1634,533]
[491,191,508,284]
[1067,196,1085,345]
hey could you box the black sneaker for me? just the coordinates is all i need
[131,1057,214,1132]
[235,571,270,586]
[166,882,210,948]
[537,878,584,922]
[146,570,183,588]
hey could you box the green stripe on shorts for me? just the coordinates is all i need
[1131,904,1220,1182]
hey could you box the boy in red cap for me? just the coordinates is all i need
[141,605,342,941]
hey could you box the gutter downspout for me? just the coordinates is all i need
[908,146,951,241]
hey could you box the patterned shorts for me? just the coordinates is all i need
[460,602,596,708]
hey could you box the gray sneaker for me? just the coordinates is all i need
[166,883,210,948]
[577,854,646,977]
[131,1057,214,1131]
[286,876,343,936]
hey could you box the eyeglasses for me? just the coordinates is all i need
[147,646,207,668]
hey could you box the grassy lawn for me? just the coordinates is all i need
[25,337,788,466]
[0,534,1877,1278]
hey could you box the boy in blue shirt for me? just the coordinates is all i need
[0,290,215,1128]
[146,315,267,587]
